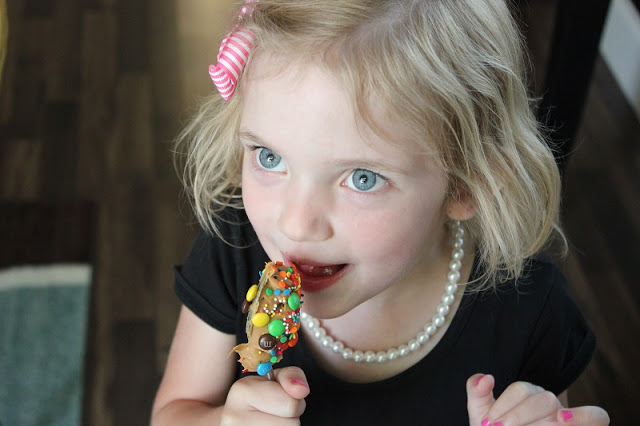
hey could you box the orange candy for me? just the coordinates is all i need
[288,334,299,347]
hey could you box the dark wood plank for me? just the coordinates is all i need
[107,320,160,426]
[0,200,95,267]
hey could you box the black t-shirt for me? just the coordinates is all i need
[174,211,595,425]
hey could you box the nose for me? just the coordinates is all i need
[277,190,334,242]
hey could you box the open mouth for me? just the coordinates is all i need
[296,263,346,277]
[287,259,348,292]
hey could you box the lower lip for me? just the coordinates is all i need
[297,264,350,293]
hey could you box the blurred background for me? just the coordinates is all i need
[0,0,638,424]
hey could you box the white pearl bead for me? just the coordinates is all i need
[342,348,353,359]
[365,351,376,363]
[313,328,326,339]
[308,318,319,329]
[387,348,399,360]
[433,314,445,327]
[452,248,464,260]
[449,260,461,271]
[417,332,430,344]
[446,283,458,294]
[425,324,437,336]
[454,238,464,249]
[398,345,409,357]
[353,350,364,363]
[442,293,455,306]
[437,304,450,316]
[448,270,460,283]
[376,351,388,363]
[409,339,420,352]
[321,336,333,348]
[331,341,344,353]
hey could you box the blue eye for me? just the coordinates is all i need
[256,148,286,172]
[346,169,387,192]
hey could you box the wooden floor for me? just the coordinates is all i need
[1,1,637,424]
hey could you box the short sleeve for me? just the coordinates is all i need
[173,209,267,335]
[517,262,596,394]
[174,230,238,334]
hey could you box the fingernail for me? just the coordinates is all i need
[291,378,308,388]
[561,410,574,422]
[481,419,492,426]
[475,375,485,386]
[494,423,503,426]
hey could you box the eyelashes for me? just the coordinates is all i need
[344,169,388,192]
[245,145,389,193]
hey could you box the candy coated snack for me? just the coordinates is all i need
[233,261,303,376]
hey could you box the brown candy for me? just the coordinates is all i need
[241,299,251,314]
[258,333,278,350]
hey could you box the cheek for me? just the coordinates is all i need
[344,197,446,266]
[242,163,268,228]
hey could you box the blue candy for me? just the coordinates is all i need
[257,362,272,376]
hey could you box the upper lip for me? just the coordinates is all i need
[283,253,343,268]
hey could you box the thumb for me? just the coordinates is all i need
[274,366,311,400]
[467,374,495,425]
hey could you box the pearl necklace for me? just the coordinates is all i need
[300,221,464,363]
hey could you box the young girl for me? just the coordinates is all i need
[152,0,609,424]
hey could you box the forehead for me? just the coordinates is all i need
[240,56,424,157]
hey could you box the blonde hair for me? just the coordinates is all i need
[176,0,565,286]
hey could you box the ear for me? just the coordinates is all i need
[445,189,475,221]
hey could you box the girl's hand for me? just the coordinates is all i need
[466,374,610,426]
[221,366,310,425]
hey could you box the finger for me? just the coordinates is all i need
[556,406,610,425]
[466,374,496,425]
[274,366,311,400]
[484,381,545,421]
[492,390,561,425]
[230,375,306,418]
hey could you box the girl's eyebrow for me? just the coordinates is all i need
[238,130,269,146]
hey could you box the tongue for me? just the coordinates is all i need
[297,264,344,277]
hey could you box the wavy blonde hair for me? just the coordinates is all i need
[176,0,565,286]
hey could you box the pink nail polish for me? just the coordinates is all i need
[494,423,503,426]
[291,378,308,388]
[481,419,492,426]
[475,375,485,386]
[561,410,574,421]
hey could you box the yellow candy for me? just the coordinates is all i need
[251,312,270,327]
[246,284,258,302]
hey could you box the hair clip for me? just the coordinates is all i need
[209,1,258,100]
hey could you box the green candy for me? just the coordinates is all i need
[268,319,285,337]
[265,288,273,296]
[287,292,300,310]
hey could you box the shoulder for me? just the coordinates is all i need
[468,253,566,313]
[174,209,268,333]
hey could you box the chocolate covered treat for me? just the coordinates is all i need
[233,261,303,377]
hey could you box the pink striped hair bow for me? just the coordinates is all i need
[209,1,258,100]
